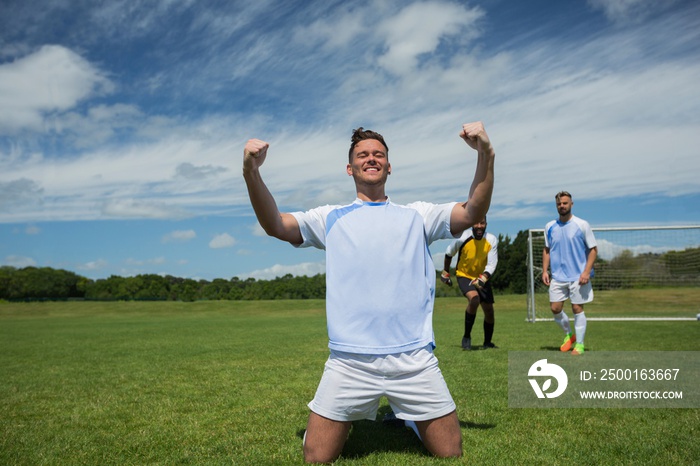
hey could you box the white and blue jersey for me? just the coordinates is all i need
[544,215,597,282]
[291,198,457,355]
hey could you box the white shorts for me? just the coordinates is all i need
[549,279,593,305]
[308,345,456,422]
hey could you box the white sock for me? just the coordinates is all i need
[574,312,587,345]
[405,420,422,441]
[553,311,571,334]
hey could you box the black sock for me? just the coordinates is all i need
[484,321,494,344]
[464,312,476,338]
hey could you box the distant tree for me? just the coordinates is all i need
[492,230,529,294]
[0,267,84,300]
[201,278,231,300]
[0,266,16,300]
[489,233,511,292]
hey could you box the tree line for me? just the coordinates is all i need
[2,230,697,301]
[0,230,529,301]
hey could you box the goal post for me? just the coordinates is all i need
[527,225,700,322]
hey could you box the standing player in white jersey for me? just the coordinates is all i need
[243,122,495,463]
[542,191,597,356]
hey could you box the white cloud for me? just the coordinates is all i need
[49,103,145,149]
[244,261,326,280]
[378,1,483,75]
[125,257,166,266]
[162,229,197,243]
[0,45,112,133]
[101,199,190,220]
[595,238,681,261]
[0,178,44,212]
[0,115,240,222]
[432,252,446,272]
[587,0,672,23]
[76,259,108,271]
[3,255,37,268]
[209,233,236,249]
[175,162,228,180]
[250,222,267,237]
[292,8,364,50]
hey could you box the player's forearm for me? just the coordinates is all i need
[443,255,453,272]
[583,247,597,274]
[468,143,495,196]
[450,148,495,234]
[243,168,297,242]
[465,146,495,223]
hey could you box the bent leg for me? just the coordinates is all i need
[463,291,480,340]
[481,303,495,345]
[415,411,462,458]
[303,412,351,463]
[466,291,480,315]
[550,300,564,314]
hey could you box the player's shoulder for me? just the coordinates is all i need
[570,215,592,229]
[402,200,456,219]
[300,202,351,224]
[314,203,349,216]
[485,232,499,245]
[545,219,558,230]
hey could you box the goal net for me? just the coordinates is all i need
[527,226,700,322]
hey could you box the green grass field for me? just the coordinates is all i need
[1,296,698,465]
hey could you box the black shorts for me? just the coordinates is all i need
[456,277,495,304]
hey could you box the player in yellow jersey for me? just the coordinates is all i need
[441,218,498,350]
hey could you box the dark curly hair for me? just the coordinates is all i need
[348,127,388,162]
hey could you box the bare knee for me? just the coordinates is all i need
[304,442,339,464]
[550,302,564,314]
[416,412,462,458]
[303,413,350,463]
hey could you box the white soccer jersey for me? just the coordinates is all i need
[544,215,597,282]
[291,198,458,355]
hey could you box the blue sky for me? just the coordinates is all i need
[1,0,699,281]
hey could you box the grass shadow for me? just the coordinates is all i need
[297,406,497,461]
[539,346,562,351]
[461,420,496,430]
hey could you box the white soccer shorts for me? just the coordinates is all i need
[308,345,456,422]
[549,279,594,305]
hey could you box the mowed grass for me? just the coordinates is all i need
[530,287,700,320]
[1,296,698,465]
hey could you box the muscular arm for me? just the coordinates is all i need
[450,122,496,235]
[542,247,551,285]
[579,246,597,285]
[242,139,303,245]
